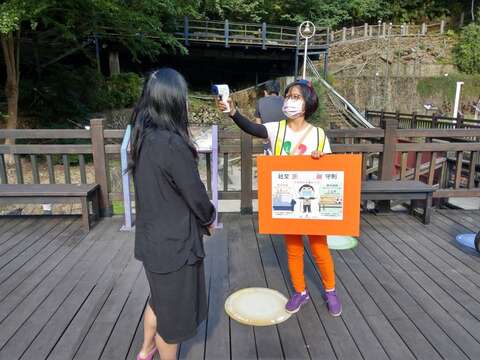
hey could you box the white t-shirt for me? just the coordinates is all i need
[264,121,332,155]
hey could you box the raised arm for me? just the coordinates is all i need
[216,97,268,139]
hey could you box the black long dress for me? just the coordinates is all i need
[133,129,215,344]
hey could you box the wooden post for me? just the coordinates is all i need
[411,111,417,128]
[379,116,398,181]
[369,25,373,37]
[377,115,398,212]
[440,19,445,34]
[351,26,355,38]
[422,23,427,35]
[457,113,464,128]
[261,22,267,50]
[240,130,253,214]
[108,51,120,76]
[184,16,189,46]
[460,12,465,27]
[364,23,368,37]
[404,24,408,36]
[90,118,112,217]
[342,27,347,42]
[382,22,386,37]
[432,112,438,129]
[224,20,229,48]
[0,155,7,184]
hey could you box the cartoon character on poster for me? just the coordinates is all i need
[298,184,315,216]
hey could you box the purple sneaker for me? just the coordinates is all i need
[325,290,342,317]
[285,291,310,313]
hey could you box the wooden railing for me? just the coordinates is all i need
[329,21,449,44]
[1,117,479,216]
[233,117,480,212]
[175,18,329,49]
[174,17,460,51]
[0,119,123,216]
[366,110,480,129]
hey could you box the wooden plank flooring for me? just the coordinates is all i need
[0,211,479,359]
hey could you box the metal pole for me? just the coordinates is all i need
[453,81,464,123]
[302,37,308,79]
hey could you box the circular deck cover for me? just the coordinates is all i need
[456,233,478,251]
[327,235,358,250]
[225,288,292,326]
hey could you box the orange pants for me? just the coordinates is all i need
[285,234,335,293]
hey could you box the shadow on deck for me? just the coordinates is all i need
[0,210,479,359]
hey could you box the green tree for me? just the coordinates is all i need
[1,0,198,136]
[453,23,480,74]
[1,0,50,150]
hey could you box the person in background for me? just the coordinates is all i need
[254,80,284,154]
[130,68,216,360]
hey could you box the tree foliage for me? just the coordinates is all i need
[453,23,480,74]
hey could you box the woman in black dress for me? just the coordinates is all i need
[130,68,216,360]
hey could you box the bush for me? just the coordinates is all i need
[453,23,480,75]
[96,73,143,111]
[19,66,142,128]
[417,74,480,102]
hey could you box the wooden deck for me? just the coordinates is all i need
[0,211,479,359]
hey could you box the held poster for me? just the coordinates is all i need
[272,171,344,220]
[258,154,361,236]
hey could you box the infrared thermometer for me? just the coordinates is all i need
[212,84,231,113]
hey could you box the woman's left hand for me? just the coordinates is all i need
[311,150,325,159]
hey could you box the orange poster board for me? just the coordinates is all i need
[257,154,362,236]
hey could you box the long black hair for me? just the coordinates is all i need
[128,68,197,173]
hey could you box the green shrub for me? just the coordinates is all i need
[417,74,480,101]
[453,23,480,74]
[96,73,143,111]
[20,66,142,128]
[310,80,327,128]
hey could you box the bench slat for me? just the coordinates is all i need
[362,181,434,193]
[0,184,99,197]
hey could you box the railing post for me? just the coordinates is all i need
[379,115,398,181]
[183,16,189,46]
[240,130,252,214]
[422,23,427,35]
[224,20,229,48]
[457,113,464,128]
[459,12,464,27]
[411,111,417,128]
[351,26,355,38]
[90,118,112,217]
[377,115,398,212]
[382,22,386,37]
[261,22,267,50]
[364,23,368,37]
[440,19,445,34]
[342,27,347,42]
[432,112,438,129]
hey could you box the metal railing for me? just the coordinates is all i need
[306,58,375,128]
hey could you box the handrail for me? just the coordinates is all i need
[306,58,375,128]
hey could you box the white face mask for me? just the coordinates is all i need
[282,99,304,119]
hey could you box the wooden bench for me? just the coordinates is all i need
[0,184,100,232]
[362,181,434,224]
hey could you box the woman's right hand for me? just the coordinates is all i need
[215,97,236,117]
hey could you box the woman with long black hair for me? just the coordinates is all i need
[130,68,216,360]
